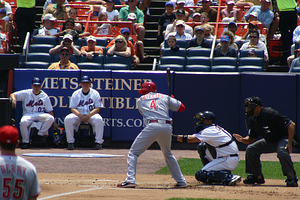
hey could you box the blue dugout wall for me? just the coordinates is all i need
[13,69,300,148]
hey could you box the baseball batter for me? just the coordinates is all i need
[117,81,187,188]
[10,77,55,149]
[64,75,104,150]
[173,111,241,185]
[0,125,41,200]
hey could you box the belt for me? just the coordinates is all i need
[149,120,171,124]
[218,154,239,159]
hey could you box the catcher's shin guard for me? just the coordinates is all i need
[197,143,210,166]
[195,170,209,183]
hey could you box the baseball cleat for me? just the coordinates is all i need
[117,182,136,188]
[229,175,241,185]
[67,143,75,150]
[94,143,102,150]
[286,179,298,187]
[174,183,187,188]
[243,174,265,184]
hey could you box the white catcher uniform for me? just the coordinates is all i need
[125,92,186,185]
[194,125,239,171]
[64,88,104,144]
[14,89,54,143]
[0,155,41,199]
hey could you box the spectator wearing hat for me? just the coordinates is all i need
[9,77,57,149]
[42,0,70,20]
[192,12,201,22]
[216,30,239,50]
[48,47,79,69]
[0,8,8,22]
[49,34,81,56]
[165,9,193,37]
[118,0,145,41]
[248,12,258,22]
[165,20,193,40]
[187,26,212,49]
[127,13,139,35]
[289,49,300,72]
[240,30,268,61]
[247,49,258,57]
[286,25,300,68]
[157,1,176,43]
[227,22,242,41]
[32,14,60,38]
[64,75,104,150]
[80,36,104,60]
[0,0,13,21]
[171,0,194,7]
[0,125,41,198]
[195,0,217,22]
[221,0,240,22]
[213,35,237,57]
[173,0,190,22]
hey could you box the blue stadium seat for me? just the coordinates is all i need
[239,57,264,69]
[103,55,132,70]
[58,37,83,47]
[211,65,237,72]
[29,44,54,53]
[83,38,108,47]
[158,56,186,71]
[52,54,79,64]
[79,55,104,63]
[23,62,49,69]
[185,57,211,72]
[32,36,57,45]
[162,48,187,57]
[212,57,237,72]
[27,53,52,64]
[77,62,103,69]
[164,39,189,48]
[187,48,211,57]
[239,49,264,58]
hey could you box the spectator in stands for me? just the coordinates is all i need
[43,0,68,10]
[247,49,258,57]
[80,36,103,60]
[171,0,194,7]
[94,12,112,35]
[187,26,212,49]
[32,14,60,38]
[195,0,217,22]
[200,12,215,34]
[165,20,193,40]
[69,8,83,31]
[173,0,190,22]
[127,13,139,35]
[118,0,145,41]
[227,22,242,41]
[248,12,258,22]
[221,0,240,22]
[201,23,214,39]
[242,21,266,43]
[48,47,79,69]
[159,33,178,57]
[216,31,238,50]
[54,18,90,39]
[289,49,300,72]
[165,9,193,37]
[43,0,70,20]
[0,8,9,24]
[15,0,36,47]
[157,1,176,44]
[107,35,132,57]
[214,35,237,57]
[107,27,142,65]
[287,25,300,68]
[89,2,106,20]
[196,0,218,6]
[0,1,12,21]
[87,0,107,5]
[0,26,7,50]
[240,30,268,61]
[192,12,201,22]
[105,0,119,21]
[49,34,81,56]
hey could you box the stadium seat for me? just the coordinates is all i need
[58,37,83,47]
[185,57,211,72]
[32,36,57,45]
[83,38,108,47]
[23,62,49,69]
[79,55,104,63]
[77,62,103,69]
[52,54,79,64]
[211,65,237,72]
[162,48,187,57]
[164,39,189,48]
[27,53,52,64]
[212,57,237,72]
[103,55,132,70]
[240,49,264,58]
[239,57,264,69]
[158,56,186,71]
[29,44,54,53]
[187,48,211,57]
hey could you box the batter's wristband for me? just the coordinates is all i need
[183,135,188,143]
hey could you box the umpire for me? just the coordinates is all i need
[233,96,298,187]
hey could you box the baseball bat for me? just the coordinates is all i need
[166,68,171,96]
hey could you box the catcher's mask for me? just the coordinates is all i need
[138,81,157,95]
[244,96,262,116]
[193,111,216,133]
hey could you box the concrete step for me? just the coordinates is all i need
[145,22,159,30]
[143,38,161,47]
[145,30,159,38]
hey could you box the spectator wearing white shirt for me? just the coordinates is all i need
[165,9,193,37]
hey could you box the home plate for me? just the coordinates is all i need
[23,153,125,158]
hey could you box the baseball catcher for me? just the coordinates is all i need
[173,111,241,185]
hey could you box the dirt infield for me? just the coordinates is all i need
[16,148,300,200]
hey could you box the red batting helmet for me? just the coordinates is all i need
[138,81,157,95]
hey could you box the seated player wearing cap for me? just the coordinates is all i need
[0,125,41,199]
[64,75,104,150]
[32,14,60,38]
[49,34,81,56]
[213,35,237,57]
[48,47,79,69]
[187,26,212,49]
[9,77,57,149]
[80,36,103,60]
[157,1,176,44]
[165,8,193,37]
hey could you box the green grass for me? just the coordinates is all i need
[154,158,300,180]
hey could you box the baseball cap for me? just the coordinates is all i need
[176,8,185,15]
[0,8,6,13]
[60,47,70,54]
[176,0,185,4]
[63,34,73,41]
[193,12,201,17]
[220,35,230,42]
[226,0,235,5]
[81,75,91,83]
[32,77,42,85]
[250,12,258,18]
[176,20,185,26]
[127,13,137,20]
[86,35,96,42]
[247,49,257,55]
[0,125,19,144]
[228,21,237,27]
[165,1,174,7]
[121,27,130,34]
[195,26,204,32]
[43,13,56,21]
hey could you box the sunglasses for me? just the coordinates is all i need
[249,36,257,38]
[177,25,184,27]
[61,53,69,56]
[115,40,123,43]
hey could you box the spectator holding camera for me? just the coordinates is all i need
[49,34,81,56]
